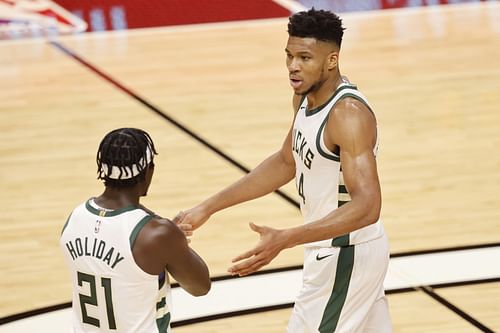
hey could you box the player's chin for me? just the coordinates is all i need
[292,86,308,96]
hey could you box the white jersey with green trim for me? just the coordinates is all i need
[292,83,385,248]
[60,199,171,333]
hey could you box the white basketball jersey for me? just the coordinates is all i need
[60,199,172,333]
[292,83,385,247]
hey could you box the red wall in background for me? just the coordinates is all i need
[52,0,489,32]
[54,0,291,32]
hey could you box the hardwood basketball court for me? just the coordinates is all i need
[1,1,499,331]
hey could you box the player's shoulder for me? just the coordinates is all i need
[331,96,375,124]
[335,95,369,114]
[145,217,182,239]
[134,216,186,254]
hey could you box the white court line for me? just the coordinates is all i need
[271,0,307,13]
[2,246,500,332]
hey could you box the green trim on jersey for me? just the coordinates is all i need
[340,93,375,115]
[318,245,355,333]
[156,296,166,310]
[156,312,171,333]
[316,118,340,162]
[85,199,139,217]
[297,94,307,112]
[61,213,72,235]
[305,84,356,117]
[156,296,170,333]
[129,215,154,248]
[315,90,373,162]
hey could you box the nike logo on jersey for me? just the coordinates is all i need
[316,253,333,261]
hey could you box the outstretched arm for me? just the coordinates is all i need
[229,98,381,276]
[181,118,298,230]
[133,218,211,296]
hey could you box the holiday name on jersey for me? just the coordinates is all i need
[292,129,315,169]
[65,237,125,269]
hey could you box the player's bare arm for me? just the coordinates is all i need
[229,97,380,275]
[179,111,298,231]
[133,217,211,296]
[299,97,381,235]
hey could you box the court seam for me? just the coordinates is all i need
[418,286,495,333]
[48,40,300,210]
[45,40,496,333]
[3,277,500,327]
[173,277,500,329]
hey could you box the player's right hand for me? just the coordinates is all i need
[171,212,193,242]
[177,205,211,231]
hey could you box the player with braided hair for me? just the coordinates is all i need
[61,128,210,333]
[96,127,158,188]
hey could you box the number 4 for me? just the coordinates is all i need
[77,271,117,330]
[298,173,306,204]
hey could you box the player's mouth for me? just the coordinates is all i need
[289,78,303,89]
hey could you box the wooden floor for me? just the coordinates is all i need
[1,1,499,331]
[174,282,500,332]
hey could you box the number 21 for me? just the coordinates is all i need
[78,271,117,330]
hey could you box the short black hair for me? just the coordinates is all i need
[288,8,345,48]
[96,128,157,188]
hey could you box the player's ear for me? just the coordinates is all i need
[327,51,339,71]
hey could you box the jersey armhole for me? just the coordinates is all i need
[317,116,341,162]
[316,91,377,162]
[129,215,154,249]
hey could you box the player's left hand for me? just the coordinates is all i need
[173,211,193,242]
[228,222,285,276]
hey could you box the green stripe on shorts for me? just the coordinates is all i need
[318,245,355,333]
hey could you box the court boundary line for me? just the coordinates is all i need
[0,303,71,326]
[178,277,500,330]
[390,241,500,258]
[47,38,500,264]
[42,39,499,332]
[418,286,495,333]
[174,241,500,285]
[3,251,500,326]
[48,40,301,210]
[3,277,499,327]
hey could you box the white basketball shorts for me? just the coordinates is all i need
[286,233,392,333]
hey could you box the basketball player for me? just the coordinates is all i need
[179,9,392,333]
[60,128,210,333]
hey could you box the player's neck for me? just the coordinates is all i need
[306,72,343,110]
[95,187,141,210]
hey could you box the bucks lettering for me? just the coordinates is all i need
[292,129,314,169]
[293,129,315,204]
[65,237,124,269]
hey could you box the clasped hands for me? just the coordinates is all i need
[174,209,285,276]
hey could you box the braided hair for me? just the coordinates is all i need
[288,8,345,48]
[96,128,157,188]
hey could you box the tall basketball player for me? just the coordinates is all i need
[179,8,392,333]
[60,128,210,332]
